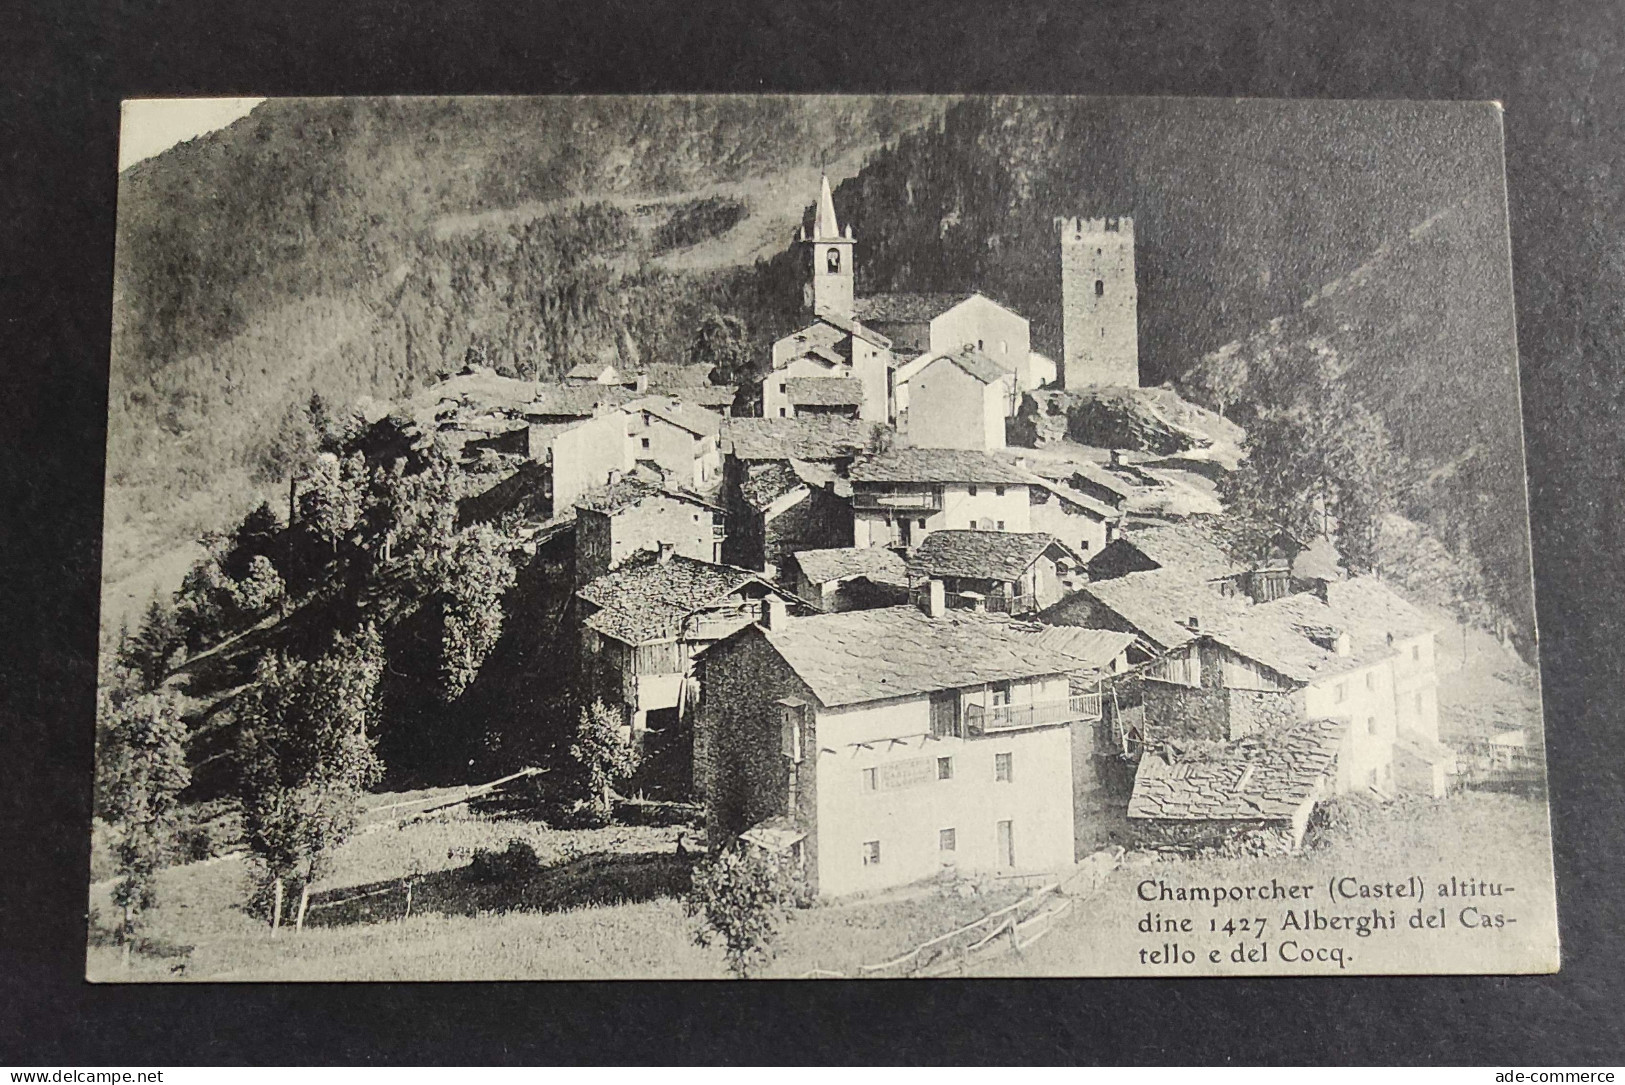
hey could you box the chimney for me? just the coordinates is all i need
[762,595,789,629]
[607,468,622,487]
[1013,456,1028,470]
[924,579,946,619]
[1110,449,1123,467]
[634,373,649,393]
[1334,631,1352,657]
[657,540,675,563]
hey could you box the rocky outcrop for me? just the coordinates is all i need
[1011,385,1243,463]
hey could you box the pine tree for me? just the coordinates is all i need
[568,699,641,825]
[437,524,518,702]
[95,687,191,963]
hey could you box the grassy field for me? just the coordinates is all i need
[87,789,1029,982]
[974,788,1558,977]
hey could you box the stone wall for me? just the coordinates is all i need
[1059,217,1139,389]
[695,627,825,890]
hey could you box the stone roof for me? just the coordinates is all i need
[909,530,1065,582]
[1074,568,1250,651]
[578,551,768,644]
[1111,521,1238,577]
[573,474,719,516]
[848,448,1034,486]
[1014,626,1140,671]
[630,395,723,439]
[1128,718,1349,822]
[1207,577,1434,685]
[854,292,976,325]
[1026,476,1120,520]
[760,606,1088,708]
[722,416,876,461]
[739,461,806,511]
[638,362,714,389]
[792,546,909,588]
[785,376,865,407]
[676,385,740,409]
[931,347,1008,385]
[526,384,636,419]
[565,362,618,382]
[816,311,892,350]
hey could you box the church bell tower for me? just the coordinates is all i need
[801,174,854,321]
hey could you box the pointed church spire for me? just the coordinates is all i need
[813,173,840,239]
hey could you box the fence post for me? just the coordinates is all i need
[271,877,283,938]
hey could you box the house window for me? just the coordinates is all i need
[977,339,984,350]
[1366,716,1378,736]
[995,752,1013,783]
[937,756,954,781]
[1095,279,1104,297]
[779,408,787,418]
[827,248,842,273]
[995,485,1006,496]
[862,767,878,791]
[991,681,1012,707]
[968,485,979,496]
[939,828,957,852]
[996,521,1005,531]
[779,701,805,763]
[641,437,651,450]
[862,840,880,866]
[1334,682,1347,704]
[917,518,927,529]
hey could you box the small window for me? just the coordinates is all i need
[827,248,842,273]
[1334,682,1347,704]
[693,513,699,522]
[862,840,880,866]
[995,485,1006,496]
[917,518,927,529]
[939,828,957,852]
[1095,279,1104,297]
[862,767,878,791]
[977,339,984,350]
[1366,716,1377,736]
[937,756,954,781]
[780,702,805,763]
[995,752,1013,783]
[778,408,787,418]
[779,382,786,394]
[641,437,651,450]
[968,485,979,497]
[996,521,1005,531]
[1365,672,1376,691]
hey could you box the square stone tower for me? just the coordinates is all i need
[1059,216,1139,388]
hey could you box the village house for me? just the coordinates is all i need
[763,315,895,423]
[782,376,866,420]
[894,347,1010,451]
[1031,458,1136,513]
[848,448,1034,549]
[1084,520,1238,582]
[575,548,803,737]
[564,361,625,386]
[855,291,1053,399]
[717,417,873,574]
[906,530,1083,615]
[1024,473,1123,559]
[573,473,725,585]
[625,395,725,492]
[694,597,1097,897]
[535,408,638,515]
[782,546,910,613]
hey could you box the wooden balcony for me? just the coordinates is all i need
[853,488,943,511]
[966,694,1102,733]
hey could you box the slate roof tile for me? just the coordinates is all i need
[909,530,1064,582]
[791,546,909,589]
[722,417,876,461]
[785,376,866,407]
[853,292,976,324]
[578,551,769,644]
[1128,717,1349,822]
[761,606,1087,708]
[849,448,1034,485]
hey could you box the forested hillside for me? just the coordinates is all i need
[105,97,944,617]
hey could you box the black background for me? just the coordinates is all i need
[3,0,1624,1065]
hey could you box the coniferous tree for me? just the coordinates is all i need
[95,685,191,962]
[568,699,641,825]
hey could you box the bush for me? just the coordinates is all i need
[684,843,800,978]
[467,838,542,883]
[1303,793,1385,851]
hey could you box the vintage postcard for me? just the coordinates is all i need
[90,94,1556,980]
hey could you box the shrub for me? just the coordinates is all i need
[684,843,799,978]
[467,839,542,884]
[1303,793,1385,851]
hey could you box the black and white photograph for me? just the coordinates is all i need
[90,94,1557,981]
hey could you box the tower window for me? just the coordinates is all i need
[826,248,842,273]
[1095,280,1105,297]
